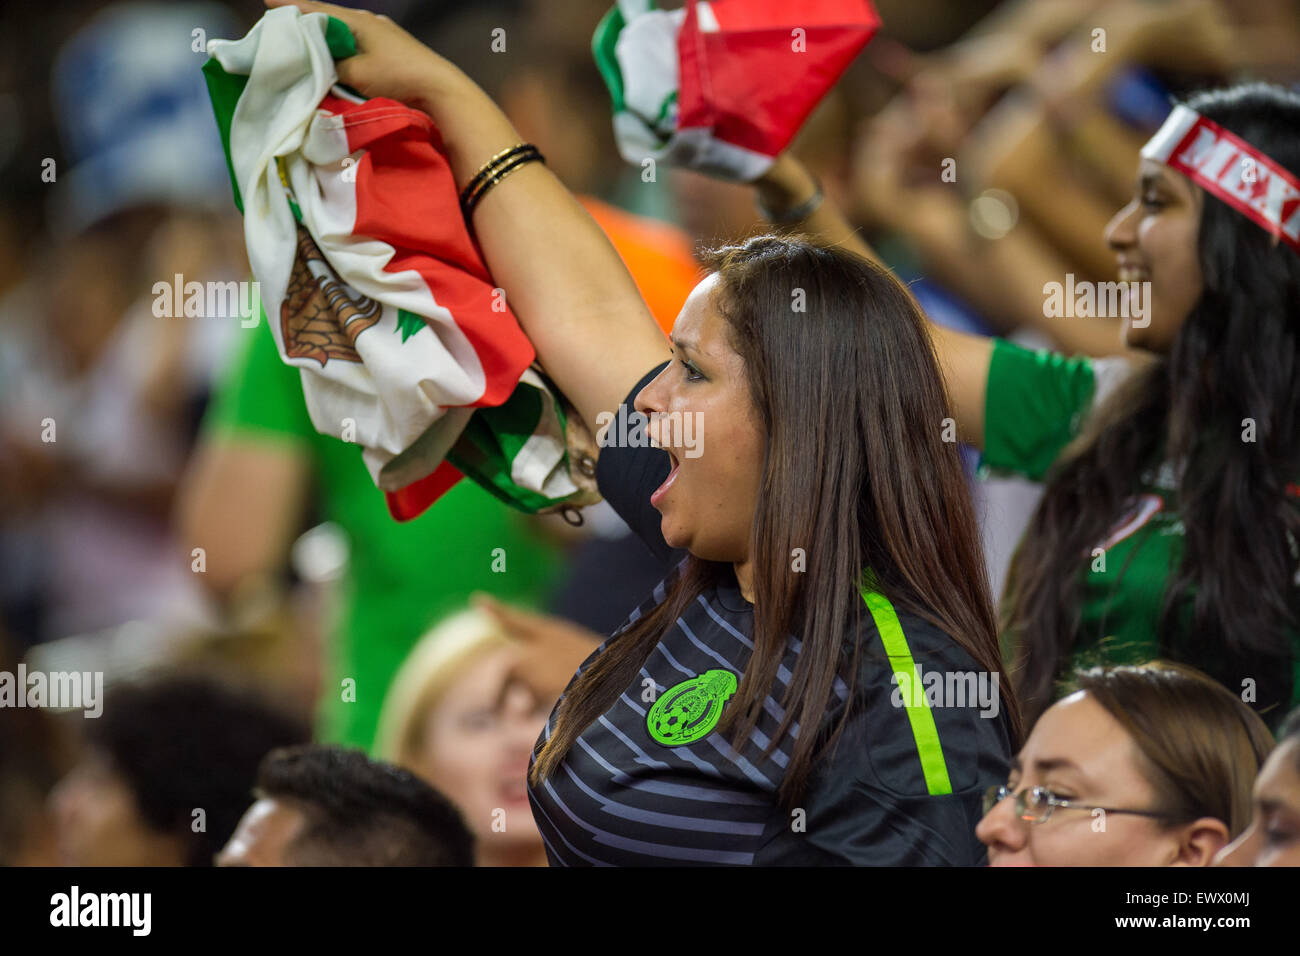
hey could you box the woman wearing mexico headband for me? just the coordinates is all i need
[887,82,1300,730]
[265,0,1020,865]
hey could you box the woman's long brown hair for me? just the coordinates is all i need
[1002,85,1300,728]
[530,235,1022,807]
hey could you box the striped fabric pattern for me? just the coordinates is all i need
[529,568,854,866]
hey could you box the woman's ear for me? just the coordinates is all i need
[1168,816,1231,867]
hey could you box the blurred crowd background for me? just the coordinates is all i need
[1,0,1298,866]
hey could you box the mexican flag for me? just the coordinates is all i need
[202,7,598,521]
[595,0,880,182]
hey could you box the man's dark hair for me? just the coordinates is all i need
[88,675,309,866]
[254,745,475,866]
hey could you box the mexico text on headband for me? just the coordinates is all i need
[1141,104,1300,255]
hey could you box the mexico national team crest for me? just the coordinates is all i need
[646,669,738,746]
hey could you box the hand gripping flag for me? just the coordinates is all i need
[202,7,599,521]
[594,0,880,182]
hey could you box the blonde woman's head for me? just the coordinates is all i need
[375,607,550,863]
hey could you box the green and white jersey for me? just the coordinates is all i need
[982,338,1300,723]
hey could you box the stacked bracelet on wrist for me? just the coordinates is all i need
[460,143,545,219]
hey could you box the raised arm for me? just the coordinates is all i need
[756,151,993,448]
[268,1,671,434]
[754,153,884,268]
[923,322,994,449]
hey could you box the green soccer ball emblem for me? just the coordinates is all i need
[646,669,738,746]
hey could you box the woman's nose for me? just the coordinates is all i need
[633,364,671,417]
[502,686,544,729]
[1105,199,1139,252]
[1213,823,1260,866]
[975,792,1028,855]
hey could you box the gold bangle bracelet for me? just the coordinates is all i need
[461,152,543,218]
[460,143,536,206]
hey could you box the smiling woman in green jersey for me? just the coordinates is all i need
[269,0,1022,866]
[919,84,1300,729]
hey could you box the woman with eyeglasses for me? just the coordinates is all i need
[976,661,1273,866]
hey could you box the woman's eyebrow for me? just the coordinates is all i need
[1030,755,1087,783]
[1141,168,1193,202]
[1139,172,1165,192]
[671,337,698,354]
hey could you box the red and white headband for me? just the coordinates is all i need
[1141,104,1300,255]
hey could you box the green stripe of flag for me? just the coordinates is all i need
[201,15,359,215]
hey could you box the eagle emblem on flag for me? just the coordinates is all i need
[281,225,382,366]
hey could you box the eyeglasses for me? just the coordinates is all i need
[982,784,1178,825]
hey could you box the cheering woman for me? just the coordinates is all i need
[729,81,1300,733]
[917,84,1300,728]
[269,1,1021,865]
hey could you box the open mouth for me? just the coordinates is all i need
[650,449,680,507]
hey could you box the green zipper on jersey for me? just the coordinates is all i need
[859,574,954,796]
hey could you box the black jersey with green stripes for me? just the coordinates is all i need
[525,364,1014,866]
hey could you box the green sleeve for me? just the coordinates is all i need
[981,338,1097,482]
[202,311,316,444]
